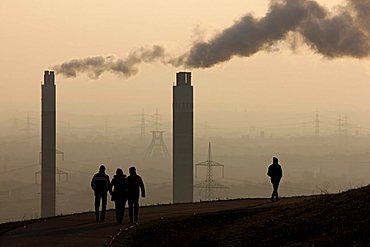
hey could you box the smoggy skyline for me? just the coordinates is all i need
[2,0,370,225]
[1,0,370,131]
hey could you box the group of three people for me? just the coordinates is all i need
[91,165,145,224]
[91,157,283,223]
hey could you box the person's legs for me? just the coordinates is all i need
[115,199,123,224]
[101,194,107,221]
[270,182,275,201]
[114,201,120,223]
[94,194,101,221]
[122,198,127,222]
[273,182,280,201]
[133,197,139,222]
[128,197,134,223]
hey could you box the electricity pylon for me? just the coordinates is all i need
[194,142,228,200]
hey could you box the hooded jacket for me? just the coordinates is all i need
[267,163,283,183]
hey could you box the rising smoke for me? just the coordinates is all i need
[53,45,170,79]
[54,0,370,78]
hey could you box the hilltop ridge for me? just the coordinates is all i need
[113,185,370,247]
[1,186,369,247]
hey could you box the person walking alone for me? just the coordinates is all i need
[110,168,128,224]
[91,165,110,222]
[127,166,145,223]
[267,157,283,202]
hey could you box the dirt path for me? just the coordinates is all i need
[0,198,303,247]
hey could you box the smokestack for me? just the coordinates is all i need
[41,70,56,217]
[173,72,193,203]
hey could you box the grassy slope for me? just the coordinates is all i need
[114,186,370,247]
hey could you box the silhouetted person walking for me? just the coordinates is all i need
[127,166,145,223]
[267,157,283,202]
[91,165,110,222]
[110,168,128,224]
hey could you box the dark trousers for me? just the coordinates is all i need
[271,181,280,201]
[95,193,107,221]
[128,196,139,222]
[114,198,127,224]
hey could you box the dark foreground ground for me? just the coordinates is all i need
[1,186,369,247]
[113,186,370,247]
[0,198,298,247]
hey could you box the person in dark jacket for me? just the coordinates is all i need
[126,166,145,223]
[91,165,110,222]
[110,168,128,224]
[267,157,283,202]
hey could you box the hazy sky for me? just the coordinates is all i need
[1,0,370,131]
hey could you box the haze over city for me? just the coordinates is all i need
[1,0,370,224]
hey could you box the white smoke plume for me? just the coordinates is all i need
[54,0,370,78]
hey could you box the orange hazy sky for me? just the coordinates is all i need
[1,0,369,130]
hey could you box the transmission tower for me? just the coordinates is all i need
[23,112,35,138]
[35,150,68,184]
[145,109,170,159]
[140,109,146,147]
[131,109,151,149]
[194,142,228,201]
[145,131,170,159]
[149,108,162,131]
[154,109,159,130]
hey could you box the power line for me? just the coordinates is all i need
[194,142,228,200]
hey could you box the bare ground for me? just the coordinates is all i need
[0,198,299,247]
[113,186,370,247]
[1,186,369,247]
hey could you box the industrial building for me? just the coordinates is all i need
[172,72,194,203]
[41,70,56,217]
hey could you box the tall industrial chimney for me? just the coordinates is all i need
[41,70,56,217]
[173,72,193,203]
